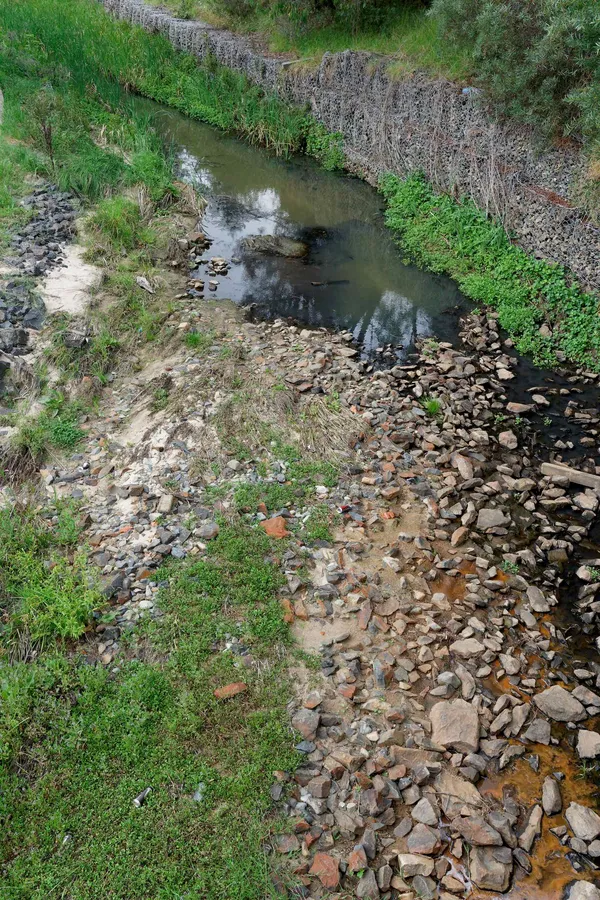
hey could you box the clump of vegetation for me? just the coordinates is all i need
[421,395,442,417]
[431,0,600,158]
[301,505,336,543]
[185,330,215,351]
[89,197,153,255]
[381,172,600,371]
[0,503,98,650]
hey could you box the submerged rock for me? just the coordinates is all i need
[242,234,308,258]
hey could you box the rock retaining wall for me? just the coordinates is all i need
[100,0,600,290]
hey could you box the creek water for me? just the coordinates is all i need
[149,105,466,357]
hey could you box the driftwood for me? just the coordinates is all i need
[541,462,600,492]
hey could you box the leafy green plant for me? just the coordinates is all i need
[381,172,600,371]
[500,559,520,575]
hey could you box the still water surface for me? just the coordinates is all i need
[150,106,466,355]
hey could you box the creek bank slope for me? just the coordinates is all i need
[101,0,600,292]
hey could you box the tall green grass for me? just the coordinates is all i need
[0,0,344,171]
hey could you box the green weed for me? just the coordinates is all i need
[381,172,600,371]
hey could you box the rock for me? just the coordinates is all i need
[157,493,175,514]
[411,798,438,827]
[469,846,513,892]
[498,430,518,449]
[565,881,600,900]
[534,686,587,722]
[292,708,320,739]
[242,234,308,258]
[406,823,441,855]
[355,868,380,898]
[213,682,248,700]
[449,637,485,658]
[196,521,219,540]
[395,854,435,877]
[309,852,339,889]
[577,730,600,759]
[566,803,600,841]
[542,777,562,815]
[434,770,483,818]
[518,804,542,851]
[476,508,509,531]
[260,516,290,539]
[527,585,550,613]
[523,719,552,744]
[453,816,502,846]
[430,699,479,753]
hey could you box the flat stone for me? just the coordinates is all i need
[519,804,542,852]
[434,770,483,818]
[527,584,550,613]
[309,852,339,889]
[430,699,479,753]
[453,815,502,846]
[260,516,290,539]
[213,682,247,700]
[534,686,587,722]
[476,508,509,531]
[449,637,485,658]
[411,797,438,827]
[395,854,435,877]
[498,430,518,450]
[355,868,380,898]
[292,708,320,739]
[523,719,552,745]
[565,881,600,900]
[469,846,513,892]
[566,803,600,842]
[406,823,441,855]
[578,730,600,759]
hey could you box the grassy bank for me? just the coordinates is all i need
[0,507,296,898]
[381,173,600,371]
[0,0,344,178]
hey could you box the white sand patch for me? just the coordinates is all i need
[40,245,102,315]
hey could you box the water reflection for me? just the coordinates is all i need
[153,107,467,355]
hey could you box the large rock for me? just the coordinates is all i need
[476,508,509,531]
[566,803,600,842]
[565,882,600,900]
[577,730,600,759]
[449,637,485,658]
[395,854,434,877]
[534,686,587,722]
[242,234,308,258]
[355,868,380,899]
[406,823,441,855]
[469,846,513,892]
[453,815,502,846]
[434,770,483,818]
[430,698,479,753]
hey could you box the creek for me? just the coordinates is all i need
[148,104,467,358]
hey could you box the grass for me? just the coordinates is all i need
[0,0,346,174]
[185,329,215,351]
[160,0,470,80]
[0,501,96,651]
[381,172,600,372]
[0,515,298,898]
[421,396,442,418]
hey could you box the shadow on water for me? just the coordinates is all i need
[145,103,467,357]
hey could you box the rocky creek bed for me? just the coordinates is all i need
[2,184,600,899]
